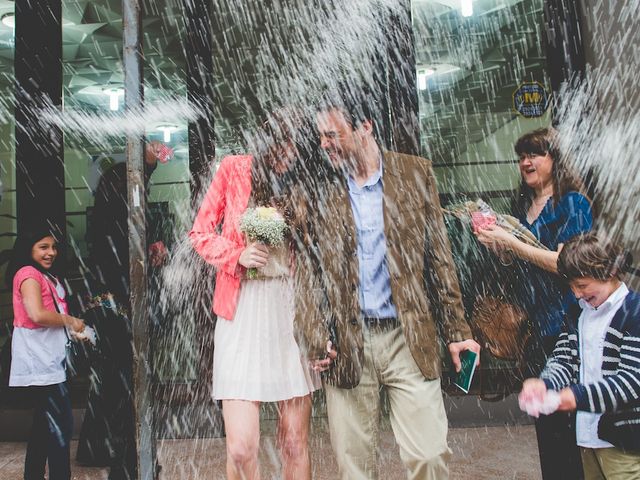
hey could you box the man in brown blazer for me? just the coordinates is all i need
[296,89,481,479]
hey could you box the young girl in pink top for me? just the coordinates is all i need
[190,111,319,480]
[7,224,86,480]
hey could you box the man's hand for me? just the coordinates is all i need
[557,388,577,412]
[448,339,481,373]
[310,341,337,372]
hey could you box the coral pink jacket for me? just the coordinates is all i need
[189,155,253,320]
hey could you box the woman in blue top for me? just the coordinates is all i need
[477,127,592,480]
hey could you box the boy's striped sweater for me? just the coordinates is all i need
[540,290,640,452]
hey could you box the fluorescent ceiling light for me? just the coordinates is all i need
[461,0,473,17]
[103,87,124,111]
[436,64,461,75]
[416,68,435,91]
[157,125,178,142]
[1,13,15,29]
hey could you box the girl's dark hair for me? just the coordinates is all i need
[558,233,632,282]
[5,221,62,290]
[512,128,587,217]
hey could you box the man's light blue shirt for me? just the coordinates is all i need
[347,161,397,319]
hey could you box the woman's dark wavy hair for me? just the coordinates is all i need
[249,108,329,212]
[5,221,62,290]
[512,127,587,217]
[245,108,333,254]
[558,232,632,282]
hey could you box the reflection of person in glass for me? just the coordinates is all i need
[78,141,167,479]
[476,128,592,480]
[190,111,319,480]
[89,141,168,302]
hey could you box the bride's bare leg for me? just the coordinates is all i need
[277,395,312,480]
[223,400,261,480]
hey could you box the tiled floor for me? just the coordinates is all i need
[0,423,541,479]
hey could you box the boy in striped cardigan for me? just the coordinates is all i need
[520,233,640,479]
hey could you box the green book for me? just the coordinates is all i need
[453,350,478,394]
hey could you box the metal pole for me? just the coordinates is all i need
[123,0,156,478]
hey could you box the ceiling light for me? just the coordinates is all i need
[461,0,473,17]
[157,125,178,143]
[416,68,436,91]
[103,87,124,111]
[1,13,15,29]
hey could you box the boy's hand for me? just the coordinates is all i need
[519,378,547,403]
[557,388,577,411]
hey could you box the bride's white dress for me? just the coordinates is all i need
[212,244,320,401]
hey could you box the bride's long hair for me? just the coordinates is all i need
[248,109,321,241]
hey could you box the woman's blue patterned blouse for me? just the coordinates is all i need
[517,191,593,337]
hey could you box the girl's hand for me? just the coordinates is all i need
[69,316,85,334]
[475,225,515,251]
[238,242,269,269]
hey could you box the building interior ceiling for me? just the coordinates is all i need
[0,0,546,161]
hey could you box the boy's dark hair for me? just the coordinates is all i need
[558,233,632,282]
[5,221,62,290]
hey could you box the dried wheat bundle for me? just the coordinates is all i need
[444,199,549,251]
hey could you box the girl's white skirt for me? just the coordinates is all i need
[212,277,320,402]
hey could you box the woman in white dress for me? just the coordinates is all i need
[190,111,319,480]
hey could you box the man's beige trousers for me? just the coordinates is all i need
[325,324,451,480]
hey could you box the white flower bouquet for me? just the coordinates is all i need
[240,206,289,279]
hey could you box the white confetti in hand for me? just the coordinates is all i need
[519,390,561,417]
[71,326,97,346]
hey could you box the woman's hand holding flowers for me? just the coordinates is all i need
[239,207,288,278]
[239,242,269,269]
[475,224,516,252]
